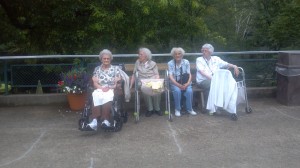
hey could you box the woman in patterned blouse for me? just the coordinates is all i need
[87,49,122,130]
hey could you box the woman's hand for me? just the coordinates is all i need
[181,83,189,90]
[115,76,121,83]
[184,83,189,89]
[101,87,110,92]
[233,65,240,77]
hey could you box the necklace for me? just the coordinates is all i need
[204,57,214,76]
[101,64,111,70]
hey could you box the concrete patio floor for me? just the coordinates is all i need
[0,97,299,168]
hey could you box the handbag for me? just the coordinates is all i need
[177,72,189,84]
[175,60,189,85]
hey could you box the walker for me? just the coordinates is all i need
[134,71,172,123]
[236,67,252,114]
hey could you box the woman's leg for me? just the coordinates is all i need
[91,105,101,119]
[152,93,162,115]
[100,101,112,121]
[184,85,193,112]
[142,92,153,114]
[88,95,102,130]
[197,80,211,105]
[171,85,182,111]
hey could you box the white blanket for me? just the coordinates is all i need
[206,69,238,114]
[92,89,114,106]
[119,69,131,102]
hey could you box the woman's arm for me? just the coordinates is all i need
[92,76,102,89]
[169,74,182,89]
[196,58,212,80]
[183,61,192,88]
[153,63,160,79]
[92,76,111,92]
[199,69,212,80]
[228,63,240,76]
[130,74,135,89]
[182,73,192,90]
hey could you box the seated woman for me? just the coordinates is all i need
[167,47,197,117]
[87,49,123,130]
[196,43,239,115]
[130,47,162,117]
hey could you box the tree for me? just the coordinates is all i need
[1,0,299,55]
[269,0,300,49]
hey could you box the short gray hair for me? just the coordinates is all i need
[139,48,152,60]
[170,47,185,57]
[99,49,113,60]
[202,43,214,54]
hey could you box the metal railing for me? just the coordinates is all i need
[0,51,280,95]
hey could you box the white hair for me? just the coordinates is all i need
[139,48,152,60]
[99,49,113,60]
[202,43,214,54]
[170,47,185,57]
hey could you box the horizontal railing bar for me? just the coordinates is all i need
[0,51,281,60]
[11,63,73,67]
[11,85,57,87]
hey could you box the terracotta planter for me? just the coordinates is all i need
[67,93,87,111]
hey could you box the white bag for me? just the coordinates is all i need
[140,79,164,96]
[236,81,246,105]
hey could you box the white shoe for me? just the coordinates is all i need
[175,110,181,117]
[209,111,215,116]
[188,110,197,115]
[101,120,111,127]
[87,119,97,131]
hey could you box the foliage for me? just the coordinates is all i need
[269,1,300,49]
[58,67,89,94]
[0,0,299,55]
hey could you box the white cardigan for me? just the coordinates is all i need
[119,69,131,102]
[206,69,238,114]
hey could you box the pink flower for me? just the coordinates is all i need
[58,81,64,86]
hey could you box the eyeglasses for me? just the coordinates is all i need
[102,57,110,60]
[201,49,209,53]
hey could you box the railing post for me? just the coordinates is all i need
[276,51,300,105]
[4,60,8,95]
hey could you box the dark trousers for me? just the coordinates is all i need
[196,80,211,107]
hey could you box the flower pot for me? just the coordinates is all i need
[66,93,87,111]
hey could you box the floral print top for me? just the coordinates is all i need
[93,65,120,87]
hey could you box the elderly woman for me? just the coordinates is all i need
[130,47,162,117]
[168,47,197,117]
[87,49,122,130]
[196,43,239,114]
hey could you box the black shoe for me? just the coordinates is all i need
[201,108,208,114]
[145,110,153,117]
[155,110,163,116]
[230,113,238,121]
[122,111,128,123]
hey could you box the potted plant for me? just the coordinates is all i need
[58,66,90,111]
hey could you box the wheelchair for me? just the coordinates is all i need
[78,78,128,132]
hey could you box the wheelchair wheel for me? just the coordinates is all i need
[245,106,252,113]
[78,118,90,131]
[104,113,123,132]
[121,110,128,124]
[113,112,123,132]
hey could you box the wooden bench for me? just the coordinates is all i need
[124,63,205,112]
